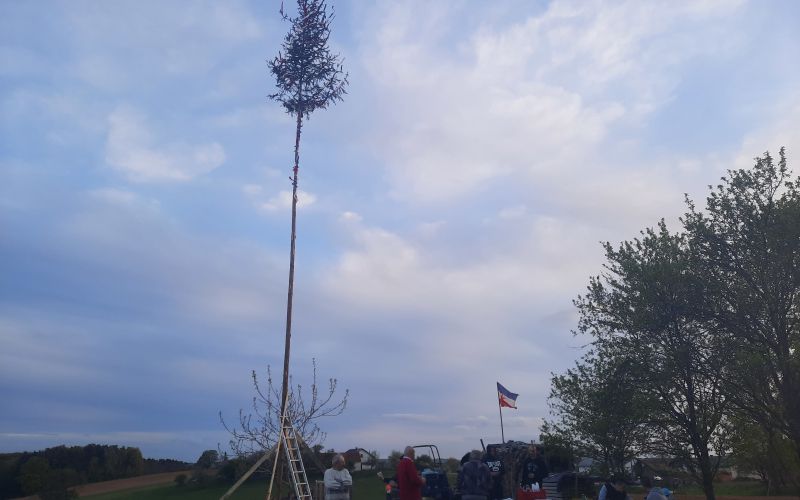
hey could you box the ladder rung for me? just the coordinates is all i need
[280,419,310,500]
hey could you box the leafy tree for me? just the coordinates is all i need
[728,415,800,494]
[444,457,461,474]
[39,468,80,500]
[544,350,653,477]
[416,454,434,470]
[18,458,79,499]
[190,468,212,487]
[122,447,143,477]
[549,150,800,499]
[1,444,157,498]
[217,454,259,484]
[268,0,348,418]
[20,456,50,495]
[684,149,800,459]
[538,424,576,473]
[0,454,22,498]
[196,450,219,469]
[387,450,403,471]
[87,456,103,482]
[575,222,731,499]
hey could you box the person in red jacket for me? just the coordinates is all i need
[396,446,426,500]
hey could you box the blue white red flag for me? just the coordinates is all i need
[497,382,518,409]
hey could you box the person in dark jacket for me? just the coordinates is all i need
[482,446,505,500]
[517,444,548,489]
[597,476,632,500]
[458,450,491,500]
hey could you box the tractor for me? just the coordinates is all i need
[414,444,453,500]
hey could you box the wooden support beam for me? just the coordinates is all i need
[220,446,277,500]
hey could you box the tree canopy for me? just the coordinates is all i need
[546,149,800,498]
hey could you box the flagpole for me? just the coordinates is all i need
[498,394,505,443]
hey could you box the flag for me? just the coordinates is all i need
[497,382,518,409]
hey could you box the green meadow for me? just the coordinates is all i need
[87,471,385,500]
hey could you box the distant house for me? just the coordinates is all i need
[633,456,761,485]
[710,456,761,482]
[633,458,693,488]
[343,448,376,471]
[573,457,635,476]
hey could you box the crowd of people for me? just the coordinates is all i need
[323,443,673,500]
[374,443,549,500]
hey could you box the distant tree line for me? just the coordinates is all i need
[542,149,800,500]
[0,444,189,499]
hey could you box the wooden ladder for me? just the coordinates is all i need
[280,418,313,500]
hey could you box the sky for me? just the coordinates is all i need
[1,0,800,463]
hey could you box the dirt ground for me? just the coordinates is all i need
[11,470,193,499]
[73,471,193,496]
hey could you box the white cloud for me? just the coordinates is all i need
[242,181,318,214]
[59,188,289,334]
[417,220,445,237]
[2,89,106,137]
[340,211,363,222]
[357,0,746,203]
[382,413,441,423]
[498,205,527,219]
[259,189,317,212]
[242,184,264,196]
[65,1,263,89]
[5,0,798,464]
[206,106,282,128]
[323,217,599,325]
[734,98,800,171]
[90,188,160,210]
[105,106,225,182]
[0,314,97,385]
[315,214,607,431]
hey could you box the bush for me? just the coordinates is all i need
[174,473,187,486]
[190,469,211,486]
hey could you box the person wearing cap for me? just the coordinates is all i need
[642,477,667,500]
[597,475,632,500]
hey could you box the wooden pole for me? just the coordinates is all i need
[266,437,283,500]
[220,446,277,500]
[498,398,505,443]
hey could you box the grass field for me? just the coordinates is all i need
[83,473,799,499]
[87,481,271,500]
[618,480,798,497]
[87,471,386,500]
[676,480,798,496]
